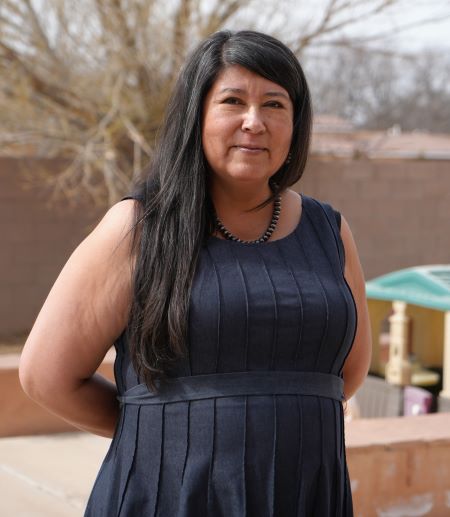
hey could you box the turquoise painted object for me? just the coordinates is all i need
[366,265,450,311]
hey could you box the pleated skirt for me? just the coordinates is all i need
[84,394,353,516]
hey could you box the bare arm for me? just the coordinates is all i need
[340,215,372,400]
[19,200,138,438]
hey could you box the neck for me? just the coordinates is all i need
[208,178,280,241]
[208,179,273,214]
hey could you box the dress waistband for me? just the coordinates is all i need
[117,371,344,406]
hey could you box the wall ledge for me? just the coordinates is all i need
[3,350,449,444]
[0,349,115,437]
[346,412,450,449]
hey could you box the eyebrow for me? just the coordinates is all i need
[218,87,290,100]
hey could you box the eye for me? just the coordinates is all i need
[265,100,284,108]
[222,97,242,105]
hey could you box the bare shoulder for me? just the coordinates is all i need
[285,188,302,205]
[78,198,142,272]
[68,198,139,284]
[284,188,304,219]
[279,189,302,234]
[86,198,139,251]
[19,199,139,395]
[51,196,140,323]
[339,214,363,283]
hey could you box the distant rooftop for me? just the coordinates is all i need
[312,115,450,161]
[1,114,450,161]
[312,114,355,133]
[366,265,450,311]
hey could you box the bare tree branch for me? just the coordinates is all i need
[22,0,63,68]
[199,0,247,37]
[289,0,400,53]
[1,0,448,206]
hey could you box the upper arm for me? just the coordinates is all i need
[19,199,139,397]
[340,215,372,398]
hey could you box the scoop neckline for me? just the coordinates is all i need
[208,192,307,246]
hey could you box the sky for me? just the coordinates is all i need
[279,0,450,55]
[23,1,450,55]
[393,19,450,53]
[364,2,450,53]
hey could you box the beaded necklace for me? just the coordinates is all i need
[213,192,282,244]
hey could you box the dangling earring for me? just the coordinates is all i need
[285,151,292,165]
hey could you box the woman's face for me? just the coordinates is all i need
[202,64,294,189]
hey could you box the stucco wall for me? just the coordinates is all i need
[2,155,450,338]
[0,158,104,339]
[347,414,450,516]
[0,350,115,437]
[296,156,450,280]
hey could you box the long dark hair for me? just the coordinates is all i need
[126,30,312,391]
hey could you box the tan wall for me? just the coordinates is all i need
[0,158,104,339]
[296,156,450,280]
[2,155,450,338]
[0,351,115,437]
[347,413,450,516]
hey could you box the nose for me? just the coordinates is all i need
[241,107,266,133]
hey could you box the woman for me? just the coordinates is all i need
[19,30,371,516]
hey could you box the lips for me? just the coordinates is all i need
[233,145,267,152]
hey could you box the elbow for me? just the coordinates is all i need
[19,353,86,407]
[19,355,57,406]
[345,367,368,396]
[342,350,372,400]
[343,324,372,399]
[342,373,362,401]
[18,358,41,402]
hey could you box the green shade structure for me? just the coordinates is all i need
[366,265,450,312]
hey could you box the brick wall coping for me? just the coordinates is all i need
[345,412,450,449]
[0,348,116,370]
[2,350,449,450]
[0,354,23,369]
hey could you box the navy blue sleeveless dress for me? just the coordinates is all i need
[84,193,356,516]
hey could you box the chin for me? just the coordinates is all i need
[228,166,274,181]
[229,174,272,185]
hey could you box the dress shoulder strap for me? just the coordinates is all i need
[307,196,346,273]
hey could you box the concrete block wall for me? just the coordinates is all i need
[0,158,104,339]
[346,413,450,516]
[2,155,450,338]
[0,350,115,437]
[297,156,450,280]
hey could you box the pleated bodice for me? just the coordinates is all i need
[84,193,356,517]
